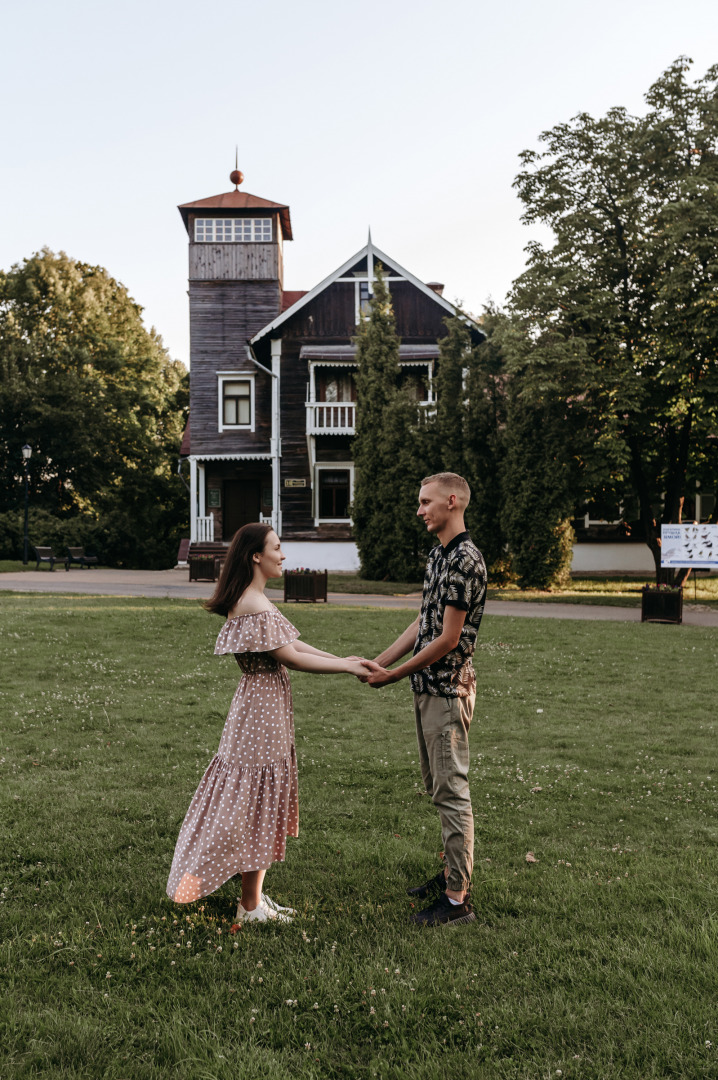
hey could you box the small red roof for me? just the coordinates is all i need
[281,290,307,313]
[178,190,292,240]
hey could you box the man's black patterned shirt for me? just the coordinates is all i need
[410,531,487,698]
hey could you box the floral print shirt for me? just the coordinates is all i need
[410,531,487,698]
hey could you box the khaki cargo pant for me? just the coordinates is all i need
[414,691,475,894]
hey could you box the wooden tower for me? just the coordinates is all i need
[178,169,292,541]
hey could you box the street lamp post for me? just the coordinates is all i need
[22,444,32,566]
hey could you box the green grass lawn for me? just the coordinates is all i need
[1,596,716,1079]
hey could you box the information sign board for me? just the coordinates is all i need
[661,523,718,568]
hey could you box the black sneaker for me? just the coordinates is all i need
[406,869,447,900]
[409,892,476,927]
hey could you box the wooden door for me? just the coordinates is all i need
[223,480,261,540]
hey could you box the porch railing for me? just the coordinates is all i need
[196,515,215,542]
[305,402,356,434]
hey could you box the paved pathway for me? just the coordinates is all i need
[1,567,716,627]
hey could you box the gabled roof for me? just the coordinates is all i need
[250,237,483,343]
[178,190,293,240]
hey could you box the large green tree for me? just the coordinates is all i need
[0,249,188,567]
[508,57,718,582]
[431,313,511,580]
[352,266,432,581]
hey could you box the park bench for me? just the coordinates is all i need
[33,546,60,571]
[65,546,99,570]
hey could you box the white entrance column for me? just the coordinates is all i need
[189,456,198,543]
[198,462,206,520]
[270,338,282,536]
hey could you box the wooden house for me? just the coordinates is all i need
[179,170,483,569]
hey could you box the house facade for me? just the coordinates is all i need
[179,171,482,569]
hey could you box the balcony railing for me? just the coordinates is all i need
[305,402,356,435]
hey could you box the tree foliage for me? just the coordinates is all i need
[0,249,188,567]
[510,57,718,582]
[352,266,432,581]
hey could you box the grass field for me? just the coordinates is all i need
[1,595,716,1079]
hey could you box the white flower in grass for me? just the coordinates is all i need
[305,1043,311,1050]
[369,1007,376,1015]
[312,1003,319,1010]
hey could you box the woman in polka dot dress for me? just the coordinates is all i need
[166,523,367,925]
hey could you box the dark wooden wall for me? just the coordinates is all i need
[189,280,281,456]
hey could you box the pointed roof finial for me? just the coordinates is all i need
[229,147,244,189]
[367,226,372,246]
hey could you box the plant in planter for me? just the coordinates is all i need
[641,584,683,624]
[283,568,328,603]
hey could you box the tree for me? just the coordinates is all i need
[509,57,718,583]
[0,249,188,567]
[429,312,512,580]
[352,266,432,581]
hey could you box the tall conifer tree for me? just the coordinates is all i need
[352,266,431,581]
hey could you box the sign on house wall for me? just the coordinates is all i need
[661,524,718,568]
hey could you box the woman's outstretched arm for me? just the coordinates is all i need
[292,640,339,659]
[270,643,366,677]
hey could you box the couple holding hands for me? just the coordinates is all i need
[167,473,486,928]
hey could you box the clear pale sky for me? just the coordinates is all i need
[3,0,717,368]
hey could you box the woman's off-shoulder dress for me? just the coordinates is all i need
[167,608,300,903]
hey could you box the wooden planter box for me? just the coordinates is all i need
[641,587,683,624]
[284,570,328,603]
[189,557,221,582]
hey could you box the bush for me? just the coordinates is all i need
[0,510,103,561]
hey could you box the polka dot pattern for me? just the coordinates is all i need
[166,608,300,904]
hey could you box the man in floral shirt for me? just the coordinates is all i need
[363,473,486,926]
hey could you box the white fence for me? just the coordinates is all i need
[196,515,215,542]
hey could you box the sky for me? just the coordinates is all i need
[3,0,718,368]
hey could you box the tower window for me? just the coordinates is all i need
[218,375,254,430]
[194,218,272,242]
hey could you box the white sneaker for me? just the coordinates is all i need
[235,899,292,925]
[261,892,297,917]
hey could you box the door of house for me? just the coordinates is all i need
[223,480,261,540]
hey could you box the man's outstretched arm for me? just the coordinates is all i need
[374,616,421,669]
[364,606,466,688]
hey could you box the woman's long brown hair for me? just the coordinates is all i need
[203,522,273,617]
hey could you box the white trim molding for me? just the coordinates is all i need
[190,453,271,462]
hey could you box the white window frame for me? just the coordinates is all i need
[218,372,255,432]
[315,462,354,525]
[194,218,272,243]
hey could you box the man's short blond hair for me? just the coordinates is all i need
[421,472,471,508]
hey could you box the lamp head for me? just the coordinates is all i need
[22,444,32,461]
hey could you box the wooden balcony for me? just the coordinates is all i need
[305,401,356,435]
